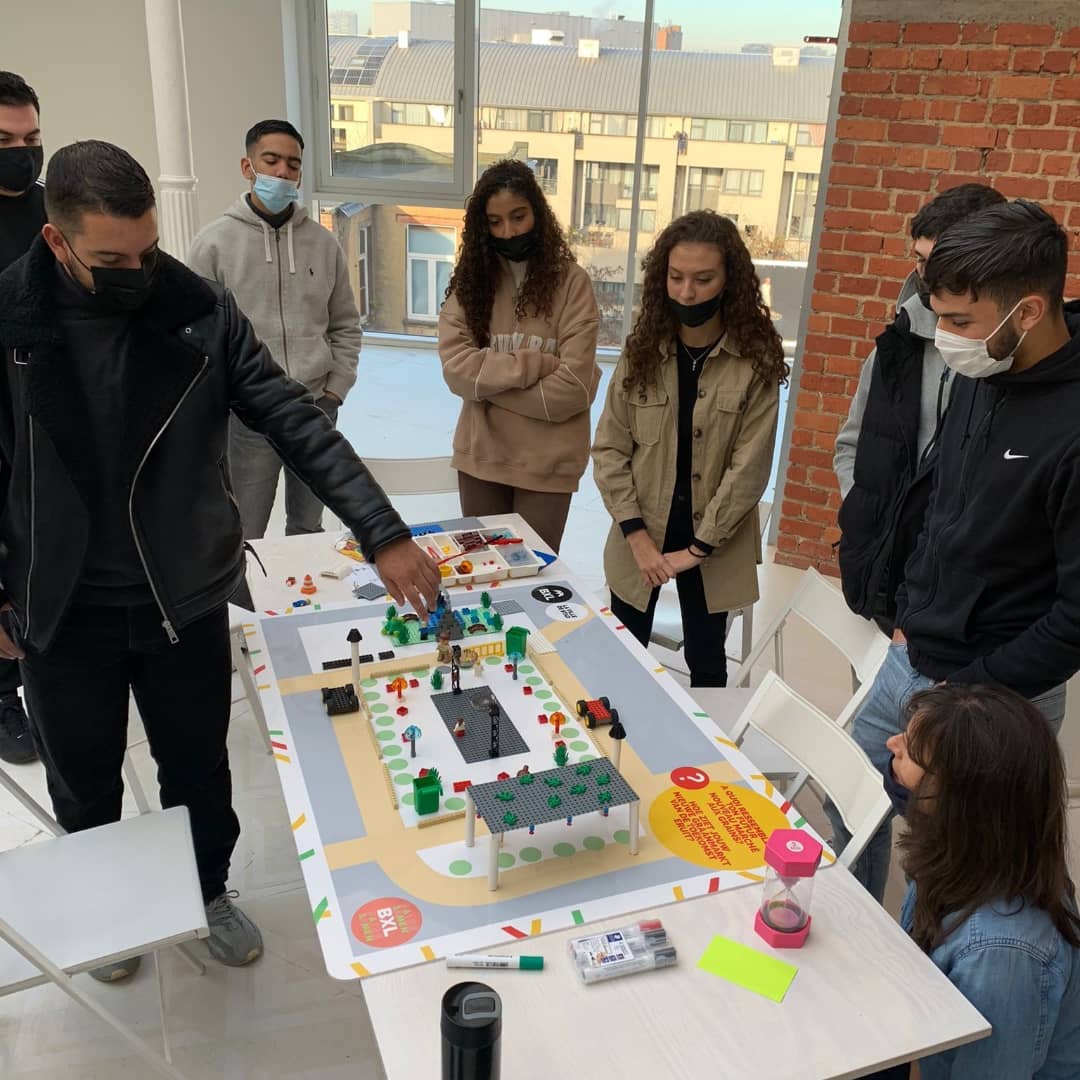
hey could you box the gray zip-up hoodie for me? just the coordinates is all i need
[833,271,952,499]
[187,196,361,401]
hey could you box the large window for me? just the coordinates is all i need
[407,225,456,320]
[723,169,765,196]
[686,167,723,212]
[788,173,820,241]
[311,0,836,349]
[688,118,768,143]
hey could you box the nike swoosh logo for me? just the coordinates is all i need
[1003,450,1030,460]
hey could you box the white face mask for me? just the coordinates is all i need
[934,299,1027,379]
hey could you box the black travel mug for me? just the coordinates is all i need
[441,981,502,1080]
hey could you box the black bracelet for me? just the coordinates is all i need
[688,546,708,559]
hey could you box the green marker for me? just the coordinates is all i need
[446,953,544,971]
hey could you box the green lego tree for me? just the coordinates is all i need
[491,612,503,631]
[431,669,444,690]
[481,591,492,609]
[553,742,569,767]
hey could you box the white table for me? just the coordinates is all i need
[248,516,989,1080]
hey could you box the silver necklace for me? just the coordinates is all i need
[683,341,715,376]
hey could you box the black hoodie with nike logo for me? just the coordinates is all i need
[896,300,1080,698]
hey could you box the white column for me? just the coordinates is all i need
[487,833,501,891]
[628,802,640,856]
[464,790,476,848]
[144,0,199,257]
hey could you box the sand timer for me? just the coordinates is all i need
[754,829,822,949]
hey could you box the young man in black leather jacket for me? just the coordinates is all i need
[0,140,440,980]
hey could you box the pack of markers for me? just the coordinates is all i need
[568,919,677,984]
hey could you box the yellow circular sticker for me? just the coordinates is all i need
[649,781,790,870]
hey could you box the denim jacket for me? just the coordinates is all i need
[902,884,1080,1078]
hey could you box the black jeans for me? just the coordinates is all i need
[0,656,21,697]
[21,602,240,902]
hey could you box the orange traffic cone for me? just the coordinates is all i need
[300,574,318,595]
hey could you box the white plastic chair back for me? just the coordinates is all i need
[363,456,457,496]
[729,672,892,868]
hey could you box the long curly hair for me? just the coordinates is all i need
[898,685,1080,953]
[622,210,788,401]
[445,159,575,348]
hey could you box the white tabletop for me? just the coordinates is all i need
[248,517,990,1079]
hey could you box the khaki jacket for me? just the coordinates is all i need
[592,336,779,613]
[439,260,601,493]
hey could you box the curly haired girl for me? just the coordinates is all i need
[592,210,787,686]
[439,160,600,551]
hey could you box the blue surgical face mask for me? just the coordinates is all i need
[250,171,299,215]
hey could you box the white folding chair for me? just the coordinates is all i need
[731,566,890,730]
[0,806,209,1078]
[363,455,458,496]
[729,671,892,869]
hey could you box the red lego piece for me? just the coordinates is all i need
[497,771,510,781]
[504,664,514,672]
[452,780,473,793]
[396,705,409,717]
[285,576,296,587]
[409,678,420,688]
[419,768,429,778]
[523,686,533,696]
[538,714,548,724]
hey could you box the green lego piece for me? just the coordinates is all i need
[547,795,561,809]
[491,612,504,631]
[596,773,611,786]
[553,743,569,767]
[495,790,515,803]
[502,812,518,827]
[481,591,492,609]
[412,768,442,816]
[575,763,593,776]
[518,773,535,785]
[570,783,586,796]
[430,669,444,690]
[544,776,563,788]
[597,790,612,805]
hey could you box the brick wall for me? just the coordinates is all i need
[775,8,1080,573]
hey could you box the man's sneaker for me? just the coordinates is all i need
[90,954,142,982]
[205,891,263,966]
[0,694,37,765]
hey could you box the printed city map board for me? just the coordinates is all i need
[252,573,833,979]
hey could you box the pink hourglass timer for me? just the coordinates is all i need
[754,829,823,949]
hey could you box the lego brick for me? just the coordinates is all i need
[321,685,360,717]
[354,582,389,602]
[322,657,351,670]
[430,688,528,765]
[378,650,395,661]
[469,764,638,836]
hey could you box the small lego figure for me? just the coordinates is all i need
[516,764,531,779]
[453,717,466,738]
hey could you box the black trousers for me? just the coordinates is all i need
[21,602,240,902]
[610,496,729,688]
[0,656,21,697]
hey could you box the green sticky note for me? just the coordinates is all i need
[696,936,798,1003]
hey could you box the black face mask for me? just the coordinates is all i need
[490,228,538,263]
[64,236,159,314]
[882,754,912,818]
[669,293,722,328]
[0,145,44,194]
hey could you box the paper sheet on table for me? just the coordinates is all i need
[696,936,798,1002]
[349,564,385,591]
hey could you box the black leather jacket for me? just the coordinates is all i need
[0,237,409,651]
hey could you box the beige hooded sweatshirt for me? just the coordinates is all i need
[439,259,601,493]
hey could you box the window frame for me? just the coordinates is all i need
[302,0,477,205]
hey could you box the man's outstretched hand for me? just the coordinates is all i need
[373,537,441,617]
